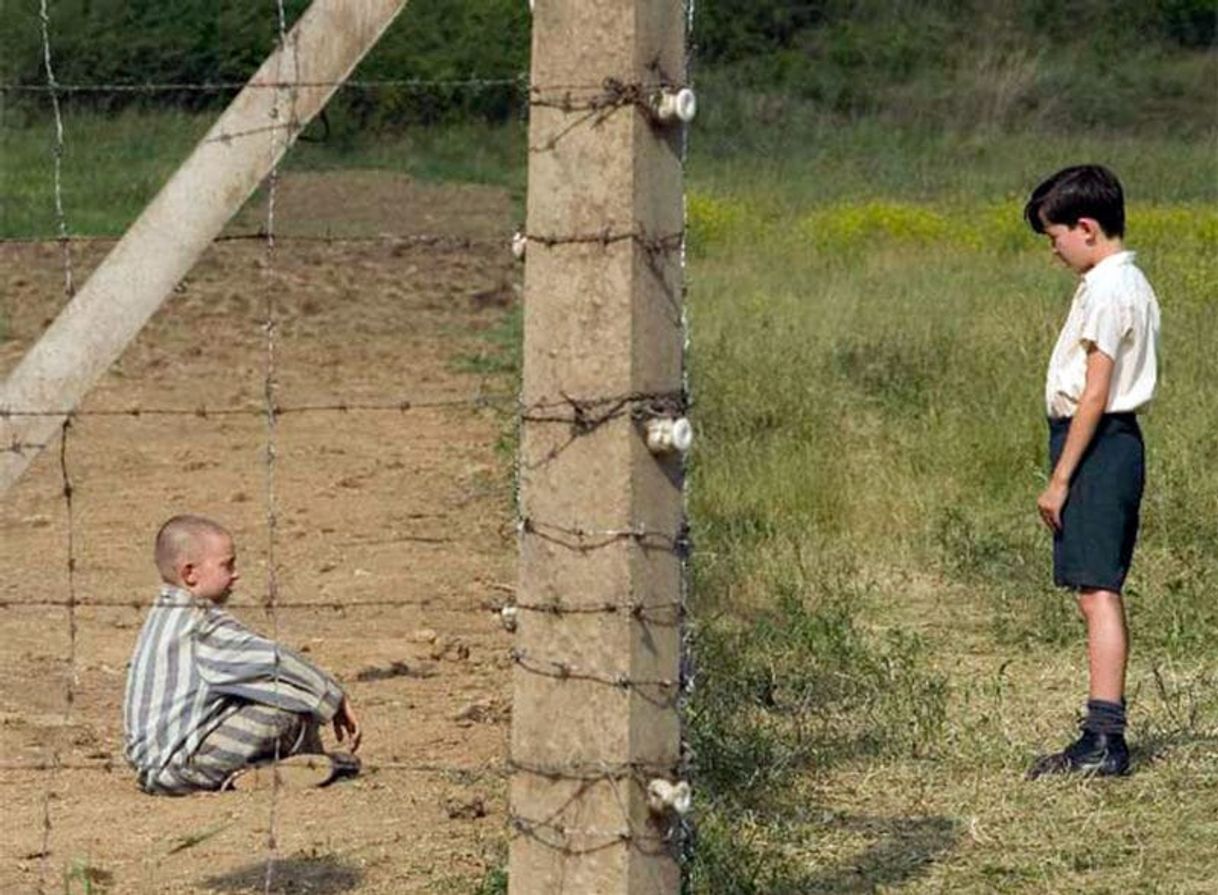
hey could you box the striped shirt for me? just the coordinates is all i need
[123,585,344,793]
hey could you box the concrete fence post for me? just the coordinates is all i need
[509,2,688,893]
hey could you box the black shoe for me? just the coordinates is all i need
[223,751,362,792]
[324,751,362,786]
[1026,729,1130,779]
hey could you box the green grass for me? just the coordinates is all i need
[451,302,522,379]
[62,858,112,894]
[290,118,526,204]
[0,106,525,238]
[690,110,1218,207]
[684,131,1218,892]
[473,866,508,895]
[0,107,210,238]
[5,98,1218,892]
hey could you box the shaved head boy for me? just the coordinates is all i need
[124,515,362,793]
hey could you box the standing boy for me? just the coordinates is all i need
[1023,165,1160,779]
[124,514,362,793]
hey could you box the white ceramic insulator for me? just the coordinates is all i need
[511,231,527,261]
[500,604,518,632]
[646,779,692,817]
[645,417,693,455]
[653,88,697,124]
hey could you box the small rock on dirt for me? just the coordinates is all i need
[443,795,487,820]
[430,637,471,662]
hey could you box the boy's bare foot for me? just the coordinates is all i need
[222,752,361,792]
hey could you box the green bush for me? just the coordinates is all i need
[0,0,529,126]
[4,1,1211,133]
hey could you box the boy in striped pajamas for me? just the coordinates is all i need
[123,514,362,794]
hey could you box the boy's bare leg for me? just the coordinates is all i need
[1077,588,1128,701]
[1027,588,1131,778]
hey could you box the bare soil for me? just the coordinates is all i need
[0,171,519,893]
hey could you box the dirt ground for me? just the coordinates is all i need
[0,171,520,893]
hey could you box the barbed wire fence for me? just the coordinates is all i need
[2,3,695,893]
[261,2,293,888]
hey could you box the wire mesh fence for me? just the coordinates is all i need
[1,2,692,892]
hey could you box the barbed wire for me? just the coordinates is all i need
[508,756,680,781]
[505,768,681,858]
[0,595,683,620]
[521,389,686,427]
[0,76,524,95]
[508,648,681,712]
[509,813,674,858]
[523,228,683,253]
[0,597,485,612]
[679,0,698,876]
[0,232,510,247]
[522,228,685,325]
[0,758,503,774]
[511,598,684,626]
[0,393,514,421]
[2,76,690,152]
[520,516,690,557]
[8,10,694,885]
[529,77,689,153]
[0,755,682,782]
[0,597,488,612]
[33,6,77,890]
[262,7,294,890]
[0,389,690,432]
[204,120,299,148]
[0,75,688,99]
[35,0,74,300]
[519,389,688,467]
[0,230,682,261]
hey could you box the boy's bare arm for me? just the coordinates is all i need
[1038,346,1115,531]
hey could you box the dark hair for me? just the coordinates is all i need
[1024,164,1125,238]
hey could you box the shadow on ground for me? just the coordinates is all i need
[799,814,959,893]
[693,810,960,894]
[1132,730,1218,768]
[203,856,362,894]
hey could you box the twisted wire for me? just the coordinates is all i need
[36,0,74,299]
[261,6,294,892]
[32,8,76,890]
[2,19,698,877]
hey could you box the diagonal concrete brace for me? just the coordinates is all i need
[0,0,409,496]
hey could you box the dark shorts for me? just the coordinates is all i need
[1048,413,1144,593]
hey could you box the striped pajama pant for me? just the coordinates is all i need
[157,703,324,792]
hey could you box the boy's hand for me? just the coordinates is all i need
[334,696,362,753]
[1037,481,1069,531]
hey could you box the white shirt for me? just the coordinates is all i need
[1045,251,1160,419]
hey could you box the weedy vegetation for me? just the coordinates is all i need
[3,1,1216,891]
[683,87,1218,890]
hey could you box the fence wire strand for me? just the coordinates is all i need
[31,8,78,890]
[4,11,696,879]
[35,0,74,300]
[0,75,697,97]
[0,75,524,95]
[678,0,698,869]
[260,5,294,892]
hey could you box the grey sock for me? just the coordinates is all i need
[1084,698,1126,735]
